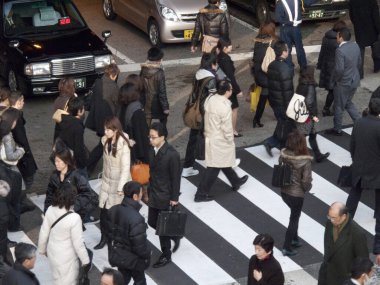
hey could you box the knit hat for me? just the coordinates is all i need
[147,47,164,61]
[253,233,274,253]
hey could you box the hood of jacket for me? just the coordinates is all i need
[140,62,162,79]
[195,69,215,81]
[200,5,224,21]
[280,149,313,169]
[325,29,337,40]
[0,180,10,197]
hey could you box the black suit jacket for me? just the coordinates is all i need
[342,280,355,285]
[350,115,380,189]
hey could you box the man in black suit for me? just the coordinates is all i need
[346,98,380,265]
[342,257,374,285]
[349,0,380,76]
[325,27,361,136]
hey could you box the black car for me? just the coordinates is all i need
[0,0,114,96]
[228,0,348,25]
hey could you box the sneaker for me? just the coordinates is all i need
[233,158,241,168]
[182,167,199,177]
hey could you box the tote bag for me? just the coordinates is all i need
[261,42,276,73]
[286,93,309,123]
[131,162,150,185]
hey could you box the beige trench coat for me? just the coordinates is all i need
[204,94,235,168]
[99,134,131,209]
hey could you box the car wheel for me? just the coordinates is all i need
[148,20,162,47]
[103,0,117,20]
[8,69,18,92]
[256,0,269,25]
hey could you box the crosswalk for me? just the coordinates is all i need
[7,127,379,285]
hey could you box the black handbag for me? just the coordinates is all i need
[337,165,352,187]
[272,162,292,187]
[156,206,187,237]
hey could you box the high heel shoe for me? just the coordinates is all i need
[253,120,264,128]
[94,235,107,250]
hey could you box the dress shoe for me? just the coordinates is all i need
[172,237,181,253]
[194,195,214,202]
[322,108,334,117]
[153,255,171,268]
[264,142,273,157]
[94,236,107,250]
[291,240,303,248]
[7,239,17,247]
[324,129,343,136]
[253,120,264,128]
[316,152,330,163]
[234,132,243,138]
[232,175,248,191]
[282,248,298,256]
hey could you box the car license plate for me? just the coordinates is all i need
[74,78,86,89]
[184,30,193,39]
[310,10,324,19]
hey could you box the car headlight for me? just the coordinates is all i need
[160,6,179,21]
[24,62,51,76]
[95,54,114,69]
[332,0,346,2]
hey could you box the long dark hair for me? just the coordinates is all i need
[285,130,310,156]
[52,183,77,211]
[54,147,76,172]
[104,116,130,157]
[0,107,19,139]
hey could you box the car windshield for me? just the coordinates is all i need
[4,0,86,37]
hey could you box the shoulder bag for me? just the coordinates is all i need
[261,41,276,73]
[131,161,150,185]
[52,99,69,123]
[337,165,352,187]
[51,211,73,230]
[200,17,218,53]
[272,161,292,187]
[286,93,309,123]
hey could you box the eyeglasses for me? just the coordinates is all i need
[148,136,160,140]
[327,215,340,222]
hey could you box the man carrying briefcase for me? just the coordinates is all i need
[147,122,182,268]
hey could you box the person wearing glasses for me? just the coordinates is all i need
[147,122,181,268]
[318,202,368,285]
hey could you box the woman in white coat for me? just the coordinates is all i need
[38,183,90,285]
[194,80,248,202]
[94,116,132,249]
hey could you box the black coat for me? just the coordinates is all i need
[296,83,318,117]
[44,169,98,218]
[342,280,355,285]
[0,196,8,259]
[191,4,229,47]
[267,58,294,110]
[317,29,338,90]
[140,63,169,119]
[11,111,37,179]
[318,218,368,285]
[247,254,284,285]
[349,0,380,48]
[119,105,150,164]
[217,52,241,95]
[58,114,87,169]
[106,198,151,270]
[148,142,181,210]
[350,115,380,190]
[85,76,118,137]
[2,263,40,285]
[253,35,272,88]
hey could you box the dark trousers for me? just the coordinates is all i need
[99,207,108,236]
[360,45,375,78]
[87,139,103,174]
[183,129,200,168]
[2,166,22,231]
[119,268,146,285]
[253,88,268,123]
[309,133,321,157]
[333,85,360,131]
[195,167,240,197]
[324,89,334,110]
[280,25,307,70]
[148,207,173,258]
[281,192,304,250]
[265,106,287,149]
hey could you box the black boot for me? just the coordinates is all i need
[309,133,330,163]
[20,192,36,214]
[252,119,264,128]
[94,235,106,250]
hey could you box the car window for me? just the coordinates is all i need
[4,0,86,37]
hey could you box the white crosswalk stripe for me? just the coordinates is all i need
[7,127,377,285]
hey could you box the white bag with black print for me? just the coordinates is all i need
[286,93,309,123]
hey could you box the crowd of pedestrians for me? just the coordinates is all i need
[0,0,380,284]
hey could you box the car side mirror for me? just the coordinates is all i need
[9,40,19,48]
[102,30,111,43]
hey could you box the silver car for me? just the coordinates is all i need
[102,0,228,46]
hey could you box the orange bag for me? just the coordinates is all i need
[131,162,150,185]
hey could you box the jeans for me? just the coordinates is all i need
[280,25,307,71]
[148,207,174,258]
[281,192,304,250]
[195,167,240,197]
[253,88,268,123]
[119,268,146,285]
[183,129,200,168]
[265,106,287,149]
[333,85,360,131]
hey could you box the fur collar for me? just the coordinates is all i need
[140,61,162,69]
[200,8,224,14]
[280,148,313,160]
